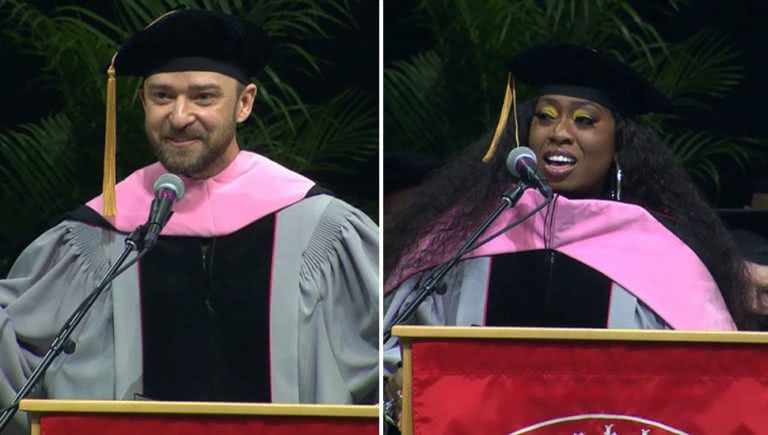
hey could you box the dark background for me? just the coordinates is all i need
[639,0,768,206]
[384,0,768,207]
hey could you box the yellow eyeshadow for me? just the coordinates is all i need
[540,106,558,118]
[572,109,593,120]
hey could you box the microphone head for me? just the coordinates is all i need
[505,146,537,178]
[153,173,185,202]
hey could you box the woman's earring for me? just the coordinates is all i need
[612,156,623,201]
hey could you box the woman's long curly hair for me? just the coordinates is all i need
[384,99,758,330]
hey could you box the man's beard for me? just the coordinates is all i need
[148,121,237,177]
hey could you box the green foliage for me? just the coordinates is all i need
[0,0,377,273]
[241,89,378,173]
[384,0,760,187]
[648,30,755,185]
[652,30,743,106]
[0,113,77,270]
[0,113,75,215]
[384,51,446,152]
[664,130,754,186]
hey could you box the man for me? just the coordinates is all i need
[720,174,768,316]
[0,9,379,434]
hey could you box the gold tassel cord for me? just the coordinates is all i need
[511,76,519,148]
[145,9,179,29]
[101,10,177,217]
[482,73,515,162]
[100,10,180,217]
[102,56,117,216]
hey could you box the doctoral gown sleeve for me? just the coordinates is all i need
[297,198,379,404]
[0,221,112,435]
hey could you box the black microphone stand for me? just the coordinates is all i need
[383,182,529,343]
[0,225,149,432]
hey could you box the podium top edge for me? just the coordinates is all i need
[391,325,768,343]
[19,400,378,417]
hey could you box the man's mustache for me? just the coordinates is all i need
[160,127,205,141]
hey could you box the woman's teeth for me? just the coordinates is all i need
[545,155,576,165]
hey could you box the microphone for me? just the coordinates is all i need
[506,147,553,198]
[144,173,185,249]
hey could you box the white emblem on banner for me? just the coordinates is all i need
[508,414,689,434]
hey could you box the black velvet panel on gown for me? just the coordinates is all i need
[139,215,275,402]
[484,250,612,328]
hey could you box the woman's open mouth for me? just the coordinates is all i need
[541,150,577,178]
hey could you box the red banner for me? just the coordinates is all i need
[411,339,768,434]
[40,414,378,435]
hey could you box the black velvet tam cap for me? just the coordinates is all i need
[482,43,673,162]
[506,44,672,117]
[112,9,270,83]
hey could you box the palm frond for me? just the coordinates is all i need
[653,31,743,106]
[384,51,446,152]
[241,90,377,174]
[248,0,355,38]
[55,6,130,40]
[665,129,754,187]
[297,97,377,174]
[1,1,117,112]
[0,113,76,212]
[294,90,378,171]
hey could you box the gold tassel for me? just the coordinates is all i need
[511,75,519,148]
[482,74,518,162]
[102,54,117,216]
[100,10,180,217]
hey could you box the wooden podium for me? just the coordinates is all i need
[393,325,768,434]
[20,399,378,435]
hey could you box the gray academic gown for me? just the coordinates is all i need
[0,194,378,435]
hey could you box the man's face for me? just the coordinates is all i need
[141,71,252,178]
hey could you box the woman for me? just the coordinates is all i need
[384,44,757,339]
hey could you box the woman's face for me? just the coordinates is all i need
[528,94,616,199]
